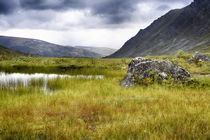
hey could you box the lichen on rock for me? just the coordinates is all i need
[188,52,210,63]
[120,57,191,87]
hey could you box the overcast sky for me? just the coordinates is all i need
[0,0,193,49]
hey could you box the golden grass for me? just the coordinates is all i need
[0,77,210,139]
[0,54,210,139]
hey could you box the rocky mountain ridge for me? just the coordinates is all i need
[0,36,102,58]
[108,0,210,58]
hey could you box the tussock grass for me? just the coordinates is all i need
[0,78,209,139]
[0,54,210,139]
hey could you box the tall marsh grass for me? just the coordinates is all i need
[0,54,210,139]
[0,77,209,139]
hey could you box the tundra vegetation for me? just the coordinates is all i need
[0,52,210,139]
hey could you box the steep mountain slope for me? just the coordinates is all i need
[108,0,210,58]
[0,45,28,56]
[0,36,101,58]
[75,46,116,57]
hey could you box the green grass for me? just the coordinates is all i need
[0,53,210,139]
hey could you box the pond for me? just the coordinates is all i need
[0,72,104,94]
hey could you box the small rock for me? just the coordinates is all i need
[188,52,210,63]
[120,57,191,87]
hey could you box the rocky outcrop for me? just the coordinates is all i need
[120,57,191,87]
[188,52,210,63]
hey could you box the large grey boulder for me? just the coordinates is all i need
[120,57,191,87]
[188,52,210,63]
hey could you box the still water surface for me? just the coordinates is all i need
[0,72,104,94]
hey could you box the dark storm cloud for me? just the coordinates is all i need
[18,0,140,23]
[0,0,193,26]
[0,0,18,14]
[19,0,85,10]
[20,0,49,10]
[91,0,140,24]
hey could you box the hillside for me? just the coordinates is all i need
[108,0,210,58]
[0,36,102,58]
[0,45,28,56]
[75,46,116,57]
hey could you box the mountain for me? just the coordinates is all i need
[75,46,116,57]
[0,36,102,58]
[108,0,210,58]
[0,45,28,56]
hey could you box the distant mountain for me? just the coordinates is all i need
[75,46,116,57]
[0,45,28,56]
[108,0,210,58]
[0,36,101,58]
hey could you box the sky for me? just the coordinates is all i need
[0,0,193,49]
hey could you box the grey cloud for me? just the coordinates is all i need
[20,0,47,10]
[20,0,86,10]
[157,5,170,11]
[0,0,18,14]
[19,0,140,24]
[19,0,193,24]
[0,0,193,28]
[91,0,140,24]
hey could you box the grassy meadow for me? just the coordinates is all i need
[0,53,210,139]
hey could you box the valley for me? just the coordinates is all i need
[0,0,209,139]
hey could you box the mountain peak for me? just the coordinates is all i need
[108,0,210,58]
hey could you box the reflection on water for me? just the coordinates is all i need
[0,72,104,94]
